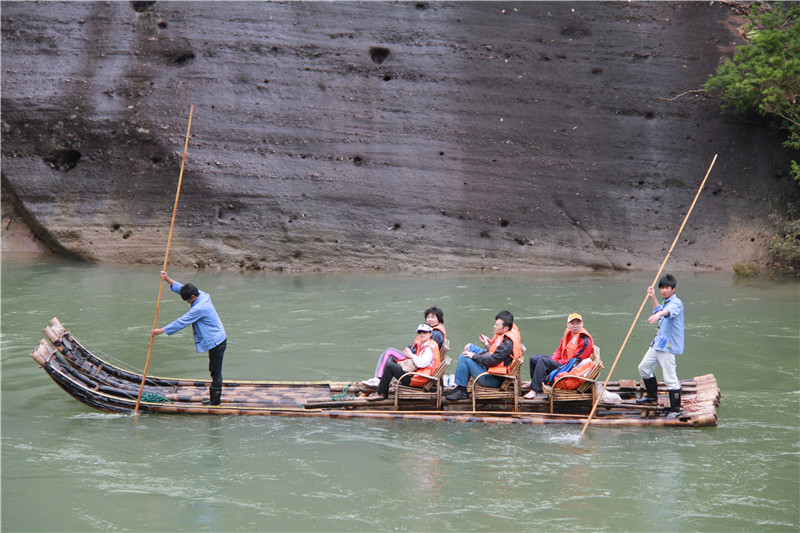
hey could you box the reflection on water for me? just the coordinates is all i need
[2,255,798,531]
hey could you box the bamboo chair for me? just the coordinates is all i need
[439,338,450,358]
[394,356,451,410]
[541,346,604,414]
[470,352,524,412]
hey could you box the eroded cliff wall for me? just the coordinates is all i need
[2,1,796,271]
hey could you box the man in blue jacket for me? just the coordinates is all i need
[636,274,684,417]
[152,271,227,406]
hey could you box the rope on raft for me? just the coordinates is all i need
[140,392,173,403]
[330,382,357,401]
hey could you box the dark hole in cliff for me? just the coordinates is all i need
[130,1,156,13]
[122,230,132,239]
[157,20,167,29]
[152,156,162,164]
[44,148,81,171]
[172,52,195,66]
[111,224,121,232]
[561,26,591,39]
[383,74,393,81]
[353,155,364,166]
[480,230,491,238]
[391,223,401,230]
[644,111,655,119]
[592,67,603,74]
[415,2,429,9]
[500,219,509,227]
[439,151,444,156]
[514,236,528,246]
[369,46,390,65]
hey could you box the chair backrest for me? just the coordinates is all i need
[574,345,603,393]
[497,356,523,391]
[439,338,450,358]
[423,355,451,391]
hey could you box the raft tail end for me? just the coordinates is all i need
[42,317,66,344]
[31,339,55,366]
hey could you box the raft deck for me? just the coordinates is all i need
[31,318,720,427]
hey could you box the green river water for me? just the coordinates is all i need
[1,254,798,532]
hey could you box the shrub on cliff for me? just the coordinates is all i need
[704,1,799,181]
[769,217,800,277]
[706,2,800,277]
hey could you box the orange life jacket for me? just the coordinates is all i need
[554,356,598,390]
[552,328,593,365]
[487,323,523,375]
[432,323,446,341]
[409,337,441,387]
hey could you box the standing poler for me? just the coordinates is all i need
[151,271,227,406]
[636,274,684,417]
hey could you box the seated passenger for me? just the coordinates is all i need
[444,310,523,401]
[364,306,446,387]
[524,313,594,400]
[366,324,441,401]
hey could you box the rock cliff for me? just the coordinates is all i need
[2,1,797,271]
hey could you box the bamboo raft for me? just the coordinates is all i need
[31,318,720,427]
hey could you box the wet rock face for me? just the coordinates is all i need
[1,1,797,271]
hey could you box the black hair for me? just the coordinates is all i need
[424,306,444,324]
[179,283,200,301]
[495,310,514,329]
[658,274,677,289]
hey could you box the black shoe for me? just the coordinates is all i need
[635,376,658,404]
[445,387,470,401]
[366,392,387,402]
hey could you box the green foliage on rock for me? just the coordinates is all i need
[705,1,800,180]
[769,218,800,276]
[732,261,760,278]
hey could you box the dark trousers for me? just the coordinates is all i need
[377,358,413,396]
[208,339,227,390]
[528,354,560,393]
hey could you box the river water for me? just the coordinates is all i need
[1,254,798,532]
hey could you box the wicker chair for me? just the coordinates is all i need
[470,354,524,412]
[541,346,603,414]
[394,355,451,410]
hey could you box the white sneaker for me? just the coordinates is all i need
[362,378,380,387]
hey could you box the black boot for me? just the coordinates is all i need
[445,385,470,401]
[665,389,681,418]
[205,386,222,406]
[636,377,658,404]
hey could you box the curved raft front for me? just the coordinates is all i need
[31,318,720,426]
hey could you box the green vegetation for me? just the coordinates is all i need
[705,2,799,180]
[732,261,760,278]
[769,218,800,276]
[706,2,800,277]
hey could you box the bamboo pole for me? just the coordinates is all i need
[580,154,718,436]
[134,105,194,415]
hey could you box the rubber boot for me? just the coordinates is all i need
[665,389,681,418]
[636,377,658,404]
[205,386,222,406]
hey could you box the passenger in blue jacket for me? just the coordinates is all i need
[151,271,227,406]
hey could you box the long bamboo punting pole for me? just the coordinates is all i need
[580,154,718,436]
[134,105,194,415]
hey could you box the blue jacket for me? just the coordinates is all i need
[164,282,226,353]
[651,295,684,354]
